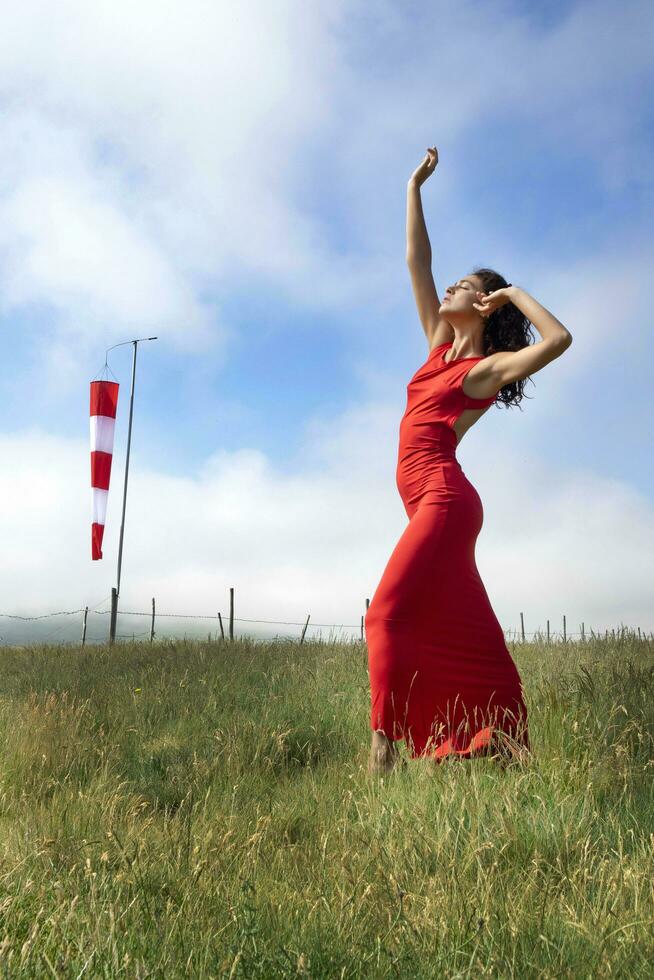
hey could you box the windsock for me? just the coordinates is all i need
[90,380,119,560]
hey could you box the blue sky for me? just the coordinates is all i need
[1,0,653,645]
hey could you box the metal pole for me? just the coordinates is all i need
[108,335,157,645]
[116,340,138,599]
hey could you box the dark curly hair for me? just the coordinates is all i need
[469,266,535,409]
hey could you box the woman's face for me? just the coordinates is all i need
[439,275,485,316]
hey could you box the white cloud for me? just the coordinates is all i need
[0,170,210,338]
[0,0,651,382]
[0,1,358,393]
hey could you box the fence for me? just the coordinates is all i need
[0,591,652,648]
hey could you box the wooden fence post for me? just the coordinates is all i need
[150,597,155,643]
[218,612,225,640]
[81,606,88,646]
[520,612,525,642]
[563,615,566,644]
[300,614,310,644]
[229,588,234,641]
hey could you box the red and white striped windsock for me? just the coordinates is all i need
[90,380,120,560]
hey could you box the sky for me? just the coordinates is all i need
[1,0,653,646]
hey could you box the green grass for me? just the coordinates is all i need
[0,632,652,977]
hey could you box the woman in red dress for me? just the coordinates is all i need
[366,147,573,773]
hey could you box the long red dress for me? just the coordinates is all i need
[365,341,530,761]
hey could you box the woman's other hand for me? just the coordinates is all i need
[473,287,514,316]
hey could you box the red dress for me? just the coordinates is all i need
[365,341,530,761]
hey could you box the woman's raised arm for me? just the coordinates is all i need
[406,148,452,347]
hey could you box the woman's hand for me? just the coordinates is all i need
[408,146,438,187]
[473,286,514,316]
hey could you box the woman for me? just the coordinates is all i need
[365,146,573,774]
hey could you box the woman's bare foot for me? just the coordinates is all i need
[490,735,532,770]
[368,730,402,775]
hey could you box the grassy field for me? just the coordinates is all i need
[0,632,651,977]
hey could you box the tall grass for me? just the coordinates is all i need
[0,632,651,977]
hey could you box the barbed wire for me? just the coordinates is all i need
[0,605,652,641]
[0,609,91,620]
[37,595,113,646]
[0,608,383,628]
